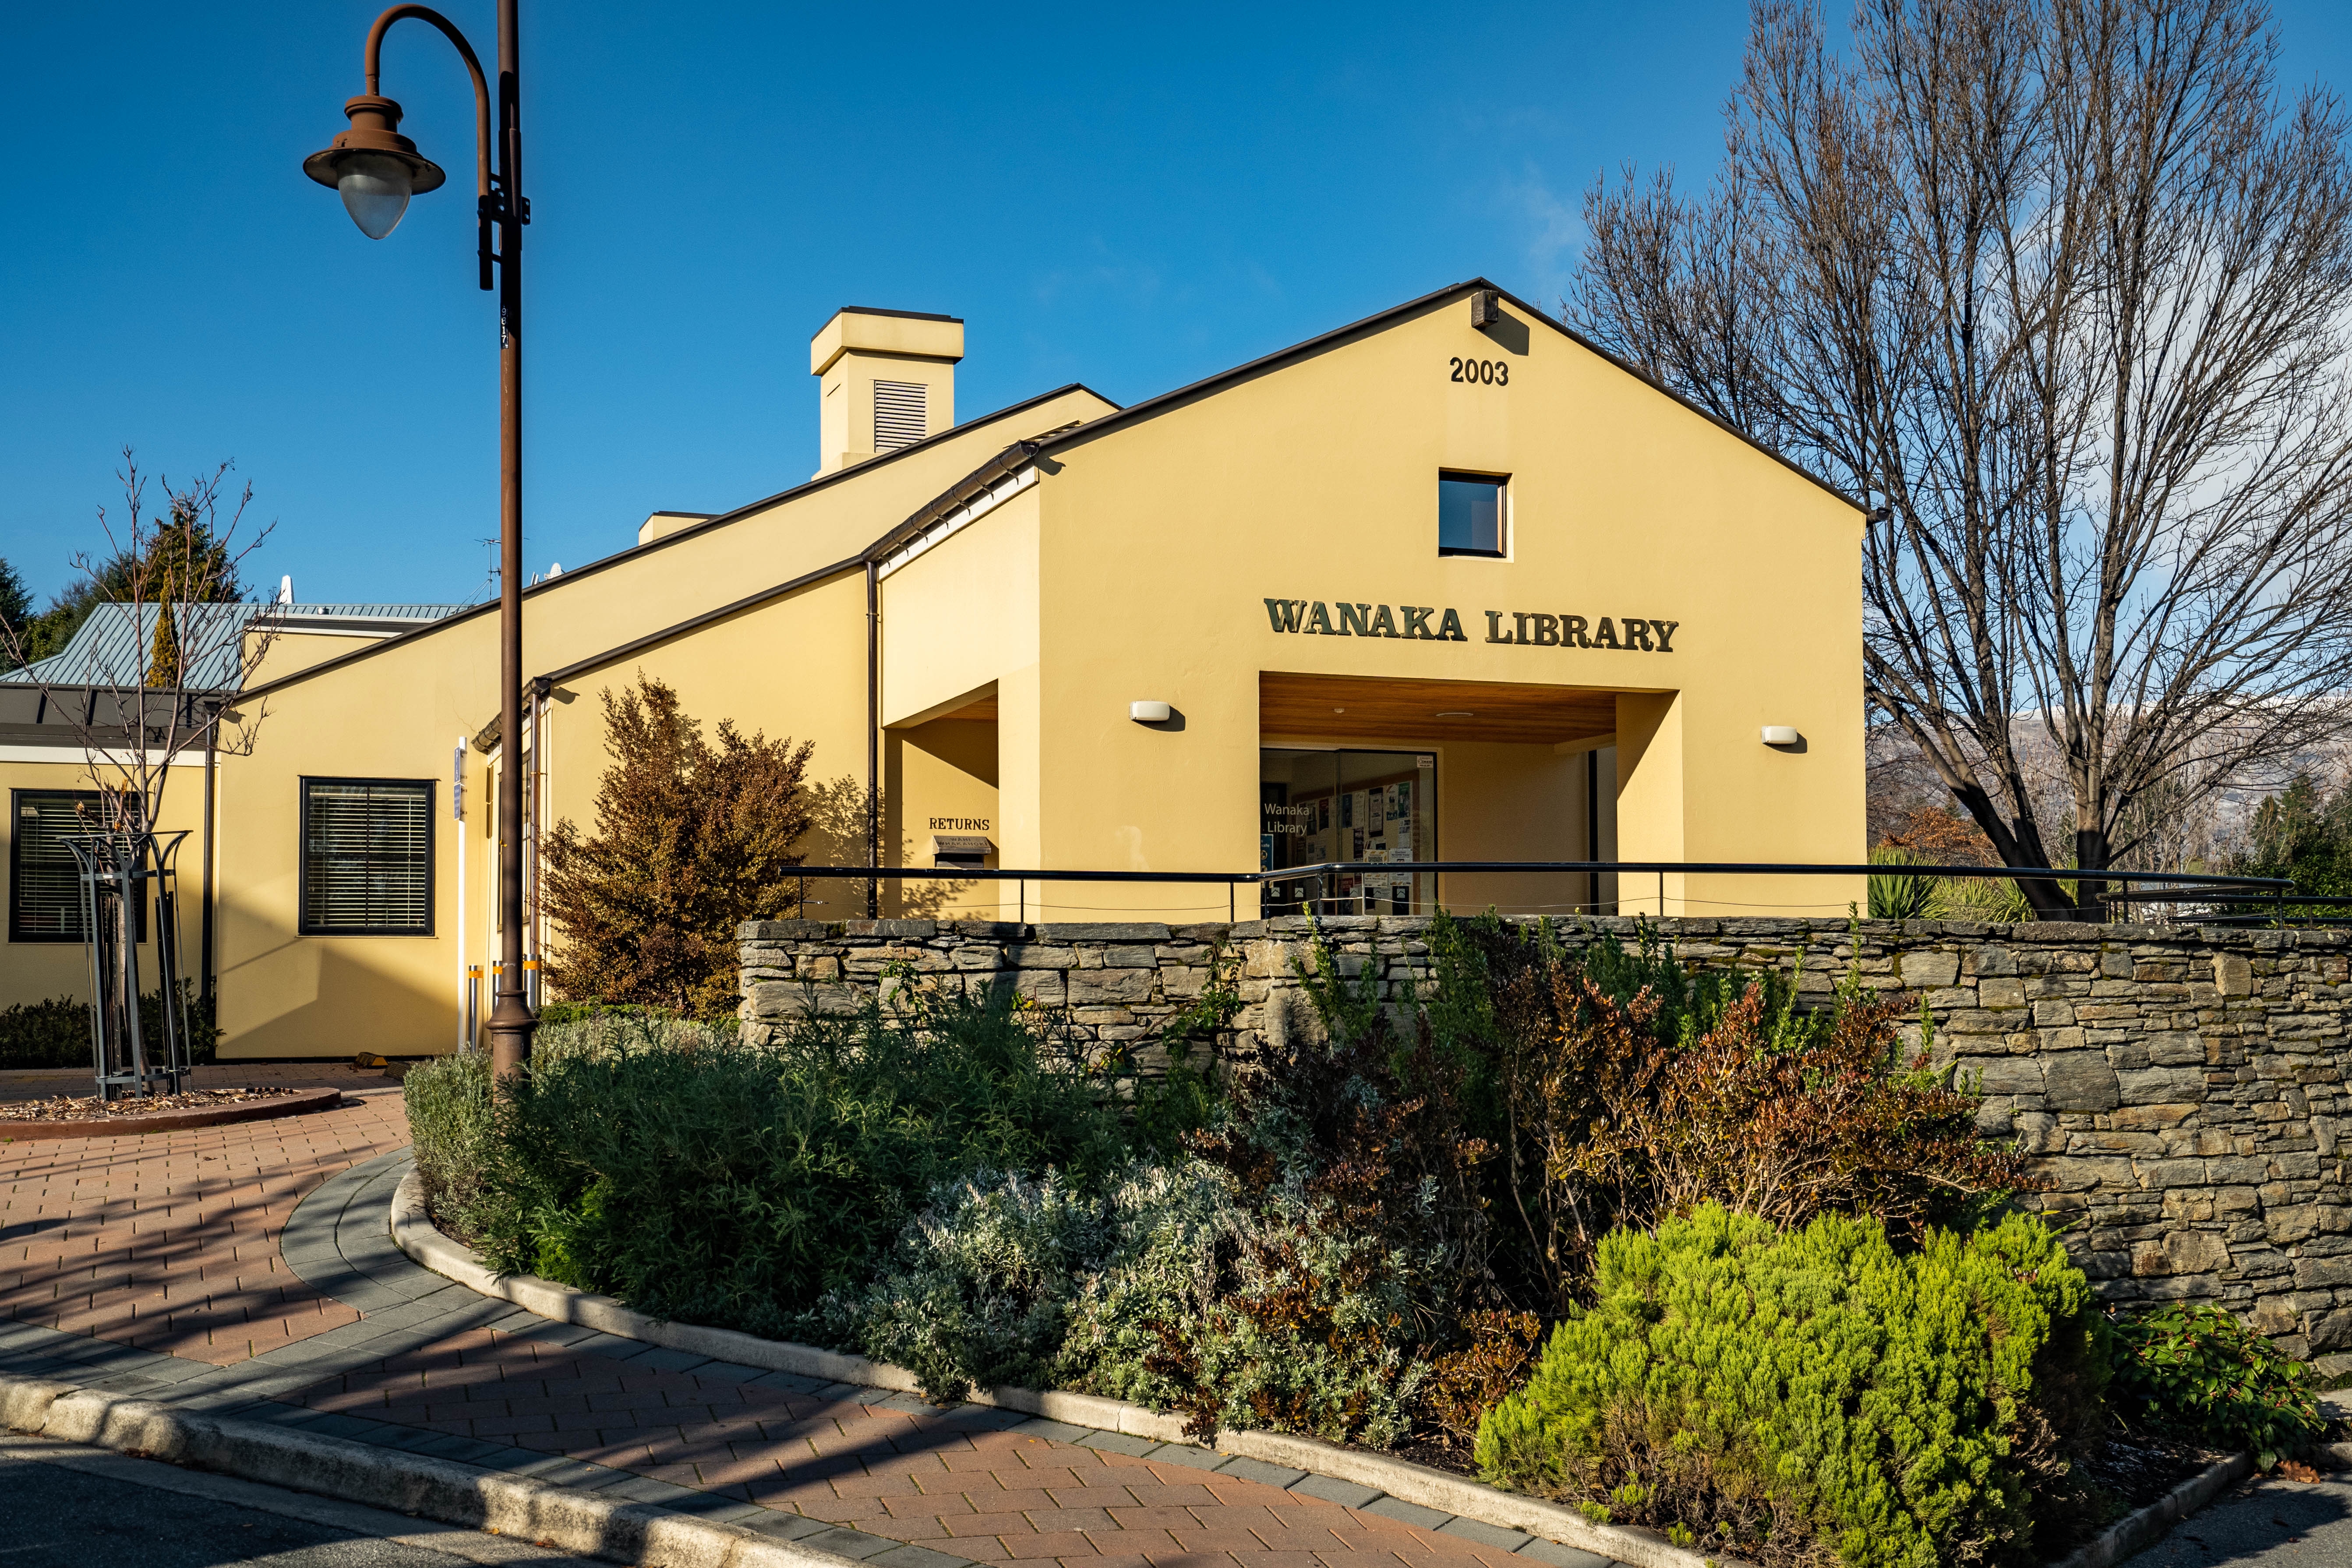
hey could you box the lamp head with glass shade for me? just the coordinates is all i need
[303,95,446,239]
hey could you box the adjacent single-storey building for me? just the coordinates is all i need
[208,279,1866,1059]
[0,600,461,1017]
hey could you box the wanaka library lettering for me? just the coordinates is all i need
[1263,599,1677,651]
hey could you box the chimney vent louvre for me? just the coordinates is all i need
[873,380,929,451]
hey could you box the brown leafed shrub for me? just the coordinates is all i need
[1564,979,2023,1239]
[1423,1308,1543,1444]
[1881,803,1999,865]
[1493,952,2021,1309]
[541,673,814,1015]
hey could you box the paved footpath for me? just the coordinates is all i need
[0,1070,1621,1568]
[2123,1474,2352,1564]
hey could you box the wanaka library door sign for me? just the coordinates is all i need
[1262,599,1678,652]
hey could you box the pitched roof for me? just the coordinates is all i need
[2,601,467,692]
[234,381,1121,703]
[232,279,1859,708]
[1027,277,1861,511]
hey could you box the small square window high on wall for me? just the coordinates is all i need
[1438,473,1506,556]
[300,778,433,936]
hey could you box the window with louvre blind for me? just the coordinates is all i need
[11,790,113,943]
[872,380,929,452]
[300,778,434,936]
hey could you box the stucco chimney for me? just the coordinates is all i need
[809,307,963,476]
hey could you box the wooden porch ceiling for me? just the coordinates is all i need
[946,694,998,722]
[1260,671,1620,745]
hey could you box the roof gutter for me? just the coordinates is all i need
[1018,278,1863,513]
[529,441,1055,696]
[530,553,868,692]
[864,442,1044,576]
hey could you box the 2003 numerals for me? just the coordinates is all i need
[1450,357,1508,385]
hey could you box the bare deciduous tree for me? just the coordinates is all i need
[0,452,280,831]
[1577,0,2352,914]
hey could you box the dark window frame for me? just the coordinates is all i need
[1437,470,1509,558]
[299,776,436,937]
[11,788,111,944]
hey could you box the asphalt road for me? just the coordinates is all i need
[2129,1476,2352,1566]
[0,1436,601,1568]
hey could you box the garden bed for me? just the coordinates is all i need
[406,924,2326,1567]
[0,1084,339,1139]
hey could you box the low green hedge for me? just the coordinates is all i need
[403,1010,715,1241]
[1475,1203,2109,1567]
[0,989,219,1071]
[408,992,1135,1340]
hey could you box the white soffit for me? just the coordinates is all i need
[0,745,206,767]
[876,466,1039,580]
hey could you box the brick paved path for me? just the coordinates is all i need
[0,1082,409,1363]
[286,1324,1544,1568]
[0,1085,1621,1568]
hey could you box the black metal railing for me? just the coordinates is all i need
[777,859,2295,925]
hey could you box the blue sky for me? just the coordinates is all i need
[5,2,2350,608]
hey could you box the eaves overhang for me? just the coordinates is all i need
[236,381,1121,706]
[1026,278,1863,514]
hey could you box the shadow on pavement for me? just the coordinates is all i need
[2129,1476,2352,1565]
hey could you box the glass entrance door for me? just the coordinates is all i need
[1260,748,1436,915]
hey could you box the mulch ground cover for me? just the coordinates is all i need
[2,1085,304,1122]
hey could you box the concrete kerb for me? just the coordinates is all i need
[2042,1451,2255,1568]
[390,1172,1713,1568]
[0,1373,871,1568]
[389,1167,2277,1568]
[389,1172,1194,1444]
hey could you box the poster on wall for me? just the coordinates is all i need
[1261,833,1274,872]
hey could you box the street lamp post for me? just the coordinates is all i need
[304,2,534,1079]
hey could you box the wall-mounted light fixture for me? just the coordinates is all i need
[1130,700,1172,723]
[1761,726,1801,747]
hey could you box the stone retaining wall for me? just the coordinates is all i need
[739,914,2352,1370]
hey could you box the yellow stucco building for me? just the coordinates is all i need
[0,601,462,1027]
[206,281,1865,1059]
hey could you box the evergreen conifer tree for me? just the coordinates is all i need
[541,675,814,1014]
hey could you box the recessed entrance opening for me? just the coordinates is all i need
[1261,748,1436,915]
[1258,671,1631,918]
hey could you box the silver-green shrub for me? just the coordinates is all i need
[1153,1170,1440,1449]
[402,1050,494,1241]
[1058,1161,1239,1406]
[531,1010,736,1061]
[813,1151,1437,1448]
[807,1158,1240,1405]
